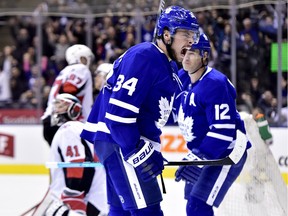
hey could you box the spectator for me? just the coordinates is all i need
[0,69,11,107]
[10,66,29,107]
[239,18,259,44]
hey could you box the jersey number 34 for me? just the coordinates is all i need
[113,74,138,96]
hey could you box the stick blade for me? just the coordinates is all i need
[229,130,247,164]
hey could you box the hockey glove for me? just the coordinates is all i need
[124,139,165,182]
[45,199,70,216]
[61,187,86,215]
[175,149,205,184]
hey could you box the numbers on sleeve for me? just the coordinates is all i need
[215,104,230,120]
[68,74,82,85]
[66,145,80,157]
[113,75,138,96]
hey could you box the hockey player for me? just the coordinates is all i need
[93,62,113,99]
[80,6,200,216]
[174,33,251,216]
[41,44,94,145]
[33,93,108,216]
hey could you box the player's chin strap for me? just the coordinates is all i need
[188,59,207,75]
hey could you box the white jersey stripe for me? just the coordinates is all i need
[207,165,231,205]
[210,124,235,129]
[109,98,139,113]
[83,121,110,133]
[120,151,147,209]
[105,112,137,124]
[207,132,233,142]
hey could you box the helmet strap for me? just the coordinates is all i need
[162,35,176,61]
[189,58,207,75]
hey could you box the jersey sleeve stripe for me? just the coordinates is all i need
[207,132,233,142]
[83,121,110,133]
[105,112,137,124]
[109,98,139,113]
[211,124,236,129]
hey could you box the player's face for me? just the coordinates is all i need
[53,99,70,115]
[182,49,202,72]
[94,74,106,91]
[171,29,196,63]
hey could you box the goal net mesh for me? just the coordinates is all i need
[215,113,287,216]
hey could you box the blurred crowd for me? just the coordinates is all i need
[0,0,287,126]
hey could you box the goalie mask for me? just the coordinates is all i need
[51,93,82,126]
[65,44,94,67]
[157,6,200,43]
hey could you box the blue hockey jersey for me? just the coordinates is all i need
[175,67,249,159]
[81,42,180,155]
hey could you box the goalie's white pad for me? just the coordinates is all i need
[32,190,55,216]
[32,189,86,216]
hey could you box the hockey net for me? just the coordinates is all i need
[215,113,287,216]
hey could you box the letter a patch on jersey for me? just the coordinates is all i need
[189,93,196,107]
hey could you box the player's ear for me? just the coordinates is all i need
[163,29,171,44]
[203,51,209,65]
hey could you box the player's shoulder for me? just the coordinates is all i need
[64,63,91,74]
[58,121,84,134]
[126,42,164,60]
[201,67,228,86]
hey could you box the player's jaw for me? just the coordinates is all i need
[172,43,192,63]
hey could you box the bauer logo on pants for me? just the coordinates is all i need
[0,133,14,157]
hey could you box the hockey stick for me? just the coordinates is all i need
[165,130,248,166]
[20,202,41,216]
[166,130,248,166]
[46,130,247,168]
[46,136,246,168]
[152,0,165,42]
[46,161,104,168]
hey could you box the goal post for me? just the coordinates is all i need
[215,112,287,216]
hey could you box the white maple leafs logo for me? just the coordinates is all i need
[155,96,174,129]
[177,105,196,142]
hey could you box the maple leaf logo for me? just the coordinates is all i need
[177,105,196,142]
[155,96,174,128]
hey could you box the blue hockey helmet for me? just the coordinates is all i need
[190,33,211,57]
[157,6,200,42]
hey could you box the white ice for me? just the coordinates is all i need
[0,174,187,216]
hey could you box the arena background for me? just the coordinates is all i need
[0,0,287,123]
[0,1,287,215]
